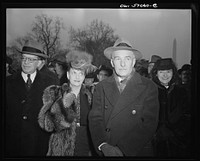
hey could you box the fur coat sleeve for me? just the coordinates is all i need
[38,83,77,132]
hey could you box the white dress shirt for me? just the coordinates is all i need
[21,71,37,83]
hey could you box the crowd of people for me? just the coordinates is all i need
[5,38,192,158]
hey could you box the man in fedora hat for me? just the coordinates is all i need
[89,38,159,156]
[5,39,59,157]
[148,55,162,79]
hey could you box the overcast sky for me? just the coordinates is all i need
[6,8,191,69]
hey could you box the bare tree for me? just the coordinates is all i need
[7,14,66,71]
[68,19,118,67]
[13,34,35,49]
[30,14,64,58]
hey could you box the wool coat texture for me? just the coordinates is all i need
[88,71,160,156]
[152,83,191,157]
[5,70,59,157]
[38,83,93,156]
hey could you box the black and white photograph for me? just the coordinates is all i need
[2,3,198,159]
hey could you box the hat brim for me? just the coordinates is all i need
[17,49,48,59]
[104,47,142,60]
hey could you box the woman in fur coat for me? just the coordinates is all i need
[38,50,97,156]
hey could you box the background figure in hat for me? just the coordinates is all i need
[84,71,97,94]
[88,38,159,156]
[5,39,59,157]
[96,65,113,82]
[151,58,191,157]
[148,55,162,79]
[50,53,69,85]
[38,50,97,156]
[177,63,191,113]
[37,54,59,85]
[6,56,13,77]
[178,64,191,86]
[88,65,113,94]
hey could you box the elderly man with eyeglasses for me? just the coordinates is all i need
[5,40,59,157]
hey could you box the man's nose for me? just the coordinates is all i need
[76,74,80,79]
[120,60,125,67]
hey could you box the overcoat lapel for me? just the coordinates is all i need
[80,87,90,126]
[103,76,120,124]
[10,71,27,98]
[110,72,146,120]
[29,72,42,95]
[103,76,120,107]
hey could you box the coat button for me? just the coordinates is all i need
[105,128,110,132]
[132,109,136,115]
[105,105,108,109]
[23,116,27,120]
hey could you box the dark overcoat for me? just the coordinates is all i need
[152,83,191,157]
[5,70,59,157]
[88,72,159,156]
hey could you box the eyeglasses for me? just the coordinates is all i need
[21,57,39,63]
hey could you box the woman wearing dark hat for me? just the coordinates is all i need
[151,58,191,157]
[38,50,97,156]
[50,53,69,85]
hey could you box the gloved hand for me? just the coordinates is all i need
[60,120,71,128]
[62,92,76,108]
[101,143,123,156]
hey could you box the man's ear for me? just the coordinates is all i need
[132,58,136,68]
[110,59,114,68]
[37,60,43,68]
[67,71,69,80]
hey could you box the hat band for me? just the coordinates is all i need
[22,46,43,54]
[116,43,131,48]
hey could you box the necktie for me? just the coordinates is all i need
[119,79,126,93]
[26,74,32,91]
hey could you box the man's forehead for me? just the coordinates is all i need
[112,50,135,57]
[70,67,84,73]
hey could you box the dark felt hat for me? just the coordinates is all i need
[155,58,175,70]
[181,64,191,71]
[104,38,142,60]
[17,40,48,59]
[149,55,162,63]
[51,53,67,65]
